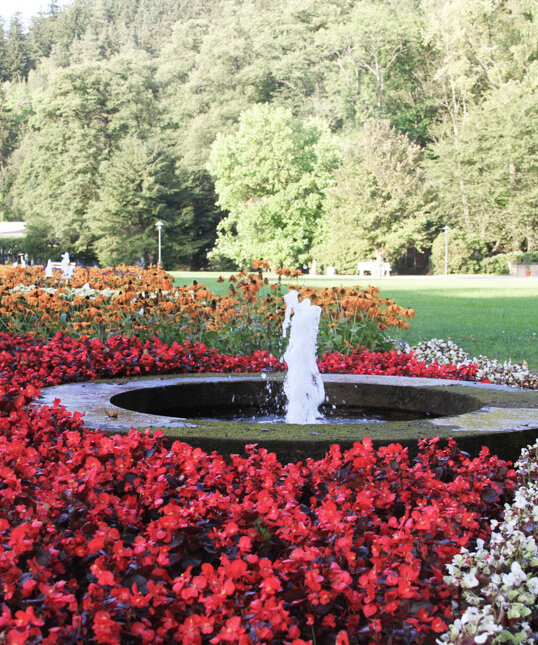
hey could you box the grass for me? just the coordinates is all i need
[170,272,538,371]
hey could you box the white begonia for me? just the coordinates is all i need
[410,338,538,390]
[437,438,538,644]
[513,489,530,510]
[502,561,527,587]
[527,577,538,594]
[461,571,480,588]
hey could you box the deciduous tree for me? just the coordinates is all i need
[317,120,430,272]
[208,104,340,267]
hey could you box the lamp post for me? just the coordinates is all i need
[155,220,164,266]
[443,225,450,275]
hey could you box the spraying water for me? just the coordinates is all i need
[282,290,325,424]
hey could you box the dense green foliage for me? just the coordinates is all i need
[0,0,536,270]
[317,120,431,272]
[208,105,340,266]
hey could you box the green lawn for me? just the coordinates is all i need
[170,272,538,371]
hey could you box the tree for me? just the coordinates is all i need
[427,73,538,253]
[6,56,163,258]
[0,87,19,169]
[421,0,538,232]
[0,0,535,271]
[317,120,430,272]
[87,137,185,266]
[4,15,31,80]
[207,104,340,267]
[320,2,416,118]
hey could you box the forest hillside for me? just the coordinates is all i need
[0,0,536,272]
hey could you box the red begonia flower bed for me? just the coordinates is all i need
[1,332,512,644]
[0,332,483,393]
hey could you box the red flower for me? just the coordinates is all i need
[13,607,44,628]
[210,616,249,644]
[93,611,121,644]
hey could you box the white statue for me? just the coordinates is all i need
[60,252,75,279]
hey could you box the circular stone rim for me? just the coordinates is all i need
[37,373,538,459]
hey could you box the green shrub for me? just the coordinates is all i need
[480,254,512,274]
[431,230,486,274]
[0,236,25,261]
[480,252,538,274]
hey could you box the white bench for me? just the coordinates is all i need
[357,260,391,278]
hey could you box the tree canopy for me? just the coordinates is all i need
[0,0,536,270]
[317,120,430,272]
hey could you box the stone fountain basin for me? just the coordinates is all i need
[38,373,538,462]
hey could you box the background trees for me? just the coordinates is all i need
[86,137,184,266]
[7,56,160,259]
[0,0,535,271]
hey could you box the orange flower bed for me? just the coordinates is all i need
[0,263,414,354]
[0,264,172,290]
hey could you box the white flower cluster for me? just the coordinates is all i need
[9,283,121,300]
[410,338,538,390]
[410,338,470,366]
[437,440,538,644]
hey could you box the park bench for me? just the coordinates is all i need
[357,260,391,278]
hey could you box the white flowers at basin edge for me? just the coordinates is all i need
[410,338,538,389]
[409,338,470,366]
[437,440,538,645]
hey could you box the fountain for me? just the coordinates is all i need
[38,289,538,463]
[282,290,325,424]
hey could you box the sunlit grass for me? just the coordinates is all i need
[170,272,538,371]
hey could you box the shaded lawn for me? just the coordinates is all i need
[170,272,538,371]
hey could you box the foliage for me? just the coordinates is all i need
[0,235,24,260]
[427,73,538,254]
[430,229,487,275]
[317,120,431,272]
[423,0,538,256]
[0,263,414,356]
[7,56,161,257]
[208,104,340,267]
[0,0,537,268]
[87,137,186,266]
[480,252,538,275]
